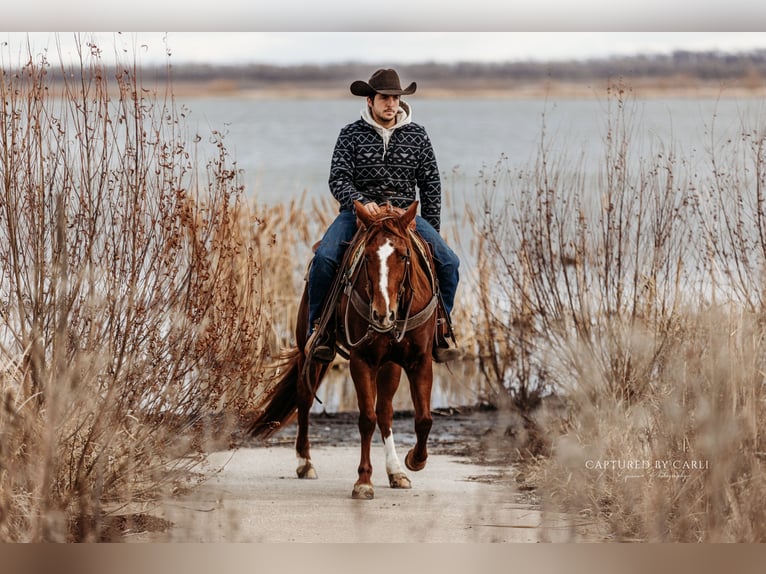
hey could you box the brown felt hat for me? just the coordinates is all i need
[350,68,417,97]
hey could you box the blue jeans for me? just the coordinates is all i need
[307,210,460,332]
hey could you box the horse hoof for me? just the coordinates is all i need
[405,449,427,472]
[352,483,375,500]
[388,472,412,489]
[297,462,318,479]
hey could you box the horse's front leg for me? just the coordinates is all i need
[349,355,378,500]
[404,356,434,472]
[376,362,411,489]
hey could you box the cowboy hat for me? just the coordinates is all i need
[350,68,417,97]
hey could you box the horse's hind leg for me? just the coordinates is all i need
[376,363,411,489]
[294,289,318,479]
[295,361,325,479]
[404,358,434,472]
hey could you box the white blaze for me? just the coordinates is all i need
[376,239,396,312]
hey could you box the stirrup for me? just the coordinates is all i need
[305,326,336,363]
[433,310,461,363]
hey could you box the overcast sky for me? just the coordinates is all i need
[3,32,766,67]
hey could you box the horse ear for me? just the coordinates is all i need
[354,199,374,228]
[400,201,419,230]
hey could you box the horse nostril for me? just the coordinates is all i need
[388,310,395,323]
[372,309,380,322]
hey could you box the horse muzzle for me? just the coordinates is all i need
[370,307,397,332]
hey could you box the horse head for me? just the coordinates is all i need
[354,200,418,332]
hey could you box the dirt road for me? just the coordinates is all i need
[117,408,597,542]
[145,443,583,543]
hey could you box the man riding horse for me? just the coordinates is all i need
[306,68,462,363]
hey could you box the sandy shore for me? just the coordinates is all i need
[56,76,766,101]
[162,78,766,100]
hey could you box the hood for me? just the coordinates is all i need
[361,100,412,158]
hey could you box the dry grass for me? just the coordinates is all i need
[0,41,281,542]
[533,305,766,542]
[468,81,766,541]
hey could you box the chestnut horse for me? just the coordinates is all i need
[249,200,438,500]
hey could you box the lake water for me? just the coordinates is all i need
[178,93,766,275]
[178,94,766,209]
[177,94,766,412]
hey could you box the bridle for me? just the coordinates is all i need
[342,216,438,349]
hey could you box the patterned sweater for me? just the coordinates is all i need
[328,101,442,231]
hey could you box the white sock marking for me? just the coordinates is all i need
[382,432,405,475]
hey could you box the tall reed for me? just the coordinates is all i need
[470,82,766,540]
[0,39,270,541]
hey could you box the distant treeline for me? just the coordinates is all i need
[143,50,766,85]
[27,49,766,92]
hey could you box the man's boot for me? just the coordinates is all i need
[305,323,336,363]
[433,340,463,363]
[432,309,463,363]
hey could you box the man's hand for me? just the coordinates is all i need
[360,202,383,217]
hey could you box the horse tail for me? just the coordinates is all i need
[248,347,303,439]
